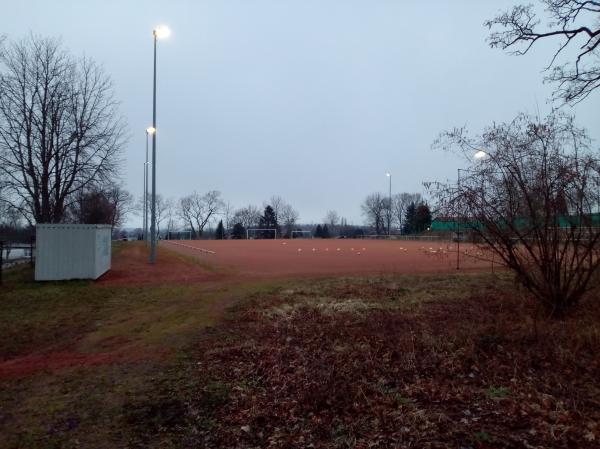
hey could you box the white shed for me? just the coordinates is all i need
[35,224,112,281]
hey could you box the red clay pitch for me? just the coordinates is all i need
[163,239,496,279]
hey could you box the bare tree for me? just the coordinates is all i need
[0,35,125,224]
[155,195,173,237]
[0,179,9,224]
[70,189,115,226]
[232,205,262,229]
[138,193,173,236]
[267,195,285,223]
[324,210,340,235]
[105,184,133,229]
[361,193,387,235]
[433,112,600,316]
[223,202,234,231]
[164,198,178,237]
[69,183,132,228]
[280,203,300,237]
[179,190,224,238]
[486,1,600,104]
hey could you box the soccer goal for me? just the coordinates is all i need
[167,230,192,240]
[291,230,313,239]
[246,228,277,239]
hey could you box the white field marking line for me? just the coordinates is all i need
[166,241,216,255]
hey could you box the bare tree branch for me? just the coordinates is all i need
[485,1,600,104]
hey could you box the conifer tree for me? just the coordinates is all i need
[402,202,416,234]
[259,205,279,238]
[215,220,225,239]
[315,224,323,238]
[232,223,245,239]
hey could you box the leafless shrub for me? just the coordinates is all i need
[433,112,600,316]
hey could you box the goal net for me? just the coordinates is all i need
[291,230,313,239]
[167,230,192,240]
[246,228,277,239]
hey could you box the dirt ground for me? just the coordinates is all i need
[162,239,496,279]
[98,242,223,286]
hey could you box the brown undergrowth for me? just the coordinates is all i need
[182,274,600,448]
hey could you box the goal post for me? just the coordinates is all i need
[291,230,313,239]
[246,228,277,240]
[166,230,192,240]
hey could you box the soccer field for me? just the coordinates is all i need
[163,239,495,279]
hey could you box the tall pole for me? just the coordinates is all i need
[456,168,461,270]
[150,32,158,263]
[142,161,146,241]
[388,173,392,236]
[144,131,149,243]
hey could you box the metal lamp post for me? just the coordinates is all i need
[386,172,392,236]
[144,127,155,243]
[456,150,487,269]
[150,26,170,263]
[456,168,463,269]
[142,161,146,241]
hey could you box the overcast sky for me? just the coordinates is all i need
[2,0,598,227]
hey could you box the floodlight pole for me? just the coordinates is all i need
[150,31,158,263]
[387,173,392,237]
[455,153,489,269]
[144,131,149,243]
[142,162,145,241]
[457,168,462,270]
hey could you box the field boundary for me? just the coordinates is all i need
[164,241,216,255]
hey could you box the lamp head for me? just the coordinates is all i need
[146,127,156,134]
[153,26,171,39]
[474,150,487,160]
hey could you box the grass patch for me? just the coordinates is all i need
[485,386,510,399]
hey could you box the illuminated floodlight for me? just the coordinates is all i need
[474,150,487,159]
[153,26,171,39]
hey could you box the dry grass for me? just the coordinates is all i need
[189,274,600,448]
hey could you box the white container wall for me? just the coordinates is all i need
[35,224,112,281]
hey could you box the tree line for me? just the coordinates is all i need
[361,192,432,236]
[128,190,433,241]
